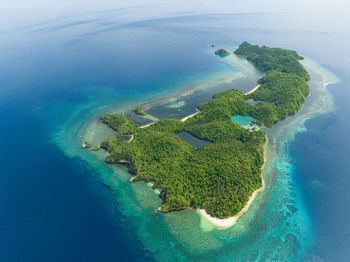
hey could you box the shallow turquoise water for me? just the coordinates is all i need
[231,114,255,126]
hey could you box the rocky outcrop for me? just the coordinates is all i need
[92,144,101,151]
[81,142,92,148]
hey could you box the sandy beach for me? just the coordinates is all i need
[244,84,260,95]
[139,111,200,129]
[139,122,155,128]
[181,111,200,122]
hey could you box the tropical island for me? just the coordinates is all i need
[98,42,310,222]
[215,48,230,57]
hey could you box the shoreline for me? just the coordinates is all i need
[180,111,200,122]
[139,109,200,128]
[139,122,155,129]
[130,69,248,119]
[139,82,258,129]
[198,140,267,229]
[244,84,260,95]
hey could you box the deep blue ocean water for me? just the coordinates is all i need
[1,1,350,261]
[0,102,148,261]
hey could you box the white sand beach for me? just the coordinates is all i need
[181,111,200,122]
[244,84,260,95]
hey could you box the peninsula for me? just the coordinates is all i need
[99,42,310,222]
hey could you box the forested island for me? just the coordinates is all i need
[215,48,230,57]
[98,42,310,219]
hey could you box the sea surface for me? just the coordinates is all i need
[1,1,350,261]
